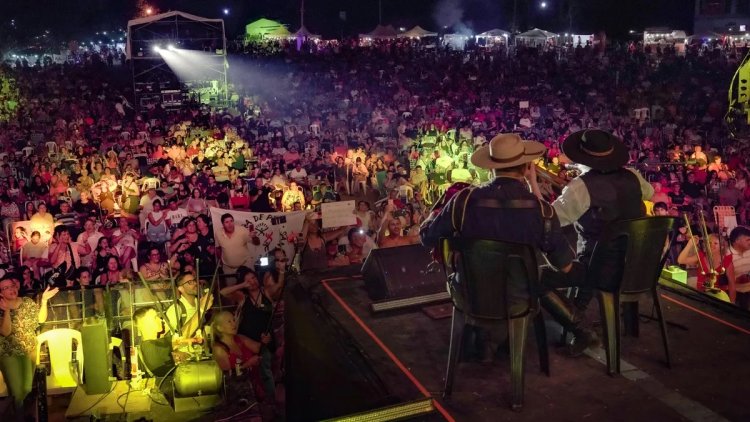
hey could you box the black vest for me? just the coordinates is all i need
[574,169,645,258]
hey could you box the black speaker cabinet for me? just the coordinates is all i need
[361,244,446,301]
[81,317,112,394]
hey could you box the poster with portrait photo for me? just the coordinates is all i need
[10,220,54,253]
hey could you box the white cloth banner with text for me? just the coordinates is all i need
[209,207,306,267]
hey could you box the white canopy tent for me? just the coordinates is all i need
[292,26,321,40]
[398,26,438,38]
[643,28,687,45]
[643,28,687,54]
[477,29,511,38]
[515,28,557,46]
[476,29,511,45]
[359,24,399,39]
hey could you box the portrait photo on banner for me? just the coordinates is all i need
[9,220,55,253]
[209,207,306,265]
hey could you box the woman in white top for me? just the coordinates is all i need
[354,200,376,232]
[146,200,169,243]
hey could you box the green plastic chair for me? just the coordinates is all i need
[588,216,677,375]
[441,237,549,411]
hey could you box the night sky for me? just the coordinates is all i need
[0,0,696,41]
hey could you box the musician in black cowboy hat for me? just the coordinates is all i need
[421,133,582,360]
[545,129,654,316]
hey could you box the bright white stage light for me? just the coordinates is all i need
[168,44,175,51]
[223,8,230,15]
[540,1,547,8]
[153,45,161,52]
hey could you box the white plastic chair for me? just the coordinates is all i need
[714,206,736,234]
[46,142,58,158]
[36,328,83,394]
[22,146,34,157]
[67,187,80,202]
[397,185,414,202]
[141,178,160,191]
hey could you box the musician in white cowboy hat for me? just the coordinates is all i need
[546,129,654,318]
[421,133,592,360]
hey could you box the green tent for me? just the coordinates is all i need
[245,18,290,41]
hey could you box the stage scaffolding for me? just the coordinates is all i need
[126,10,229,112]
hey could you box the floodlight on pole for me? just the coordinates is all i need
[153,45,161,53]
[223,8,229,16]
[167,44,175,51]
[540,1,547,8]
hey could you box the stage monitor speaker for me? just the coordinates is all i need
[81,317,112,394]
[361,244,446,301]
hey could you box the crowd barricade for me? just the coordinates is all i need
[38,276,238,333]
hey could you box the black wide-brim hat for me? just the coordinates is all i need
[561,129,629,172]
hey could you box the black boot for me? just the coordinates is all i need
[540,291,599,357]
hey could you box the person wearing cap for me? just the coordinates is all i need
[548,129,654,314]
[421,133,592,359]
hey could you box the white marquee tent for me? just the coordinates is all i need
[515,28,558,46]
[398,26,438,38]
[292,26,321,40]
[359,24,399,39]
[476,29,511,45]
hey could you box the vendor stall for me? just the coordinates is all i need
[398,26,438,39]
[475,29,511,46]
[643,27,687,53]
[515,28,557,48]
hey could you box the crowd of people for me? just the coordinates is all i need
[0,34,750,416]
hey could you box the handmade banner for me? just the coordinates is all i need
[321,200,356,229]
[209,207,306,266]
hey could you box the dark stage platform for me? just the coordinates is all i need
[288,267,750,422]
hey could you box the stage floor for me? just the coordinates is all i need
[307,272,750,422]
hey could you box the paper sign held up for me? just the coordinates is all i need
[519,101,529,109]
[321,200,357,229]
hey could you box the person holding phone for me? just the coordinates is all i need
[377,201,420,248]
[299,212,351,271]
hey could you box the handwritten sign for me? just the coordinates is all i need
[321,201,356,229]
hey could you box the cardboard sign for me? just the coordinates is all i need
[321,200,357,229]
[519,101,529,109]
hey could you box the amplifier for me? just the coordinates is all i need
[81,317,112,394]
[361,244,446,301]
